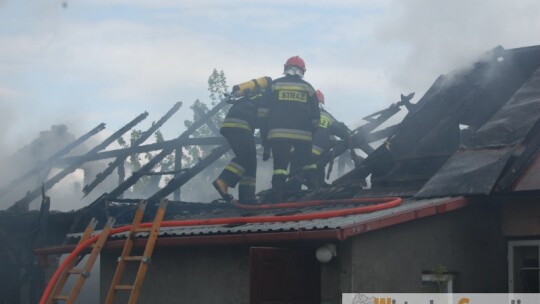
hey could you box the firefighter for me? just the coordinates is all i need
[307,90,351,186]
[262,56,320,202]
[212,77,270,204]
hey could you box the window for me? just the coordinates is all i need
[508,240,540,292]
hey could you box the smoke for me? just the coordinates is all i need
[334,0,540,137]
[0,124,120,211]
[373,0,540,99]
[0,99,12,158]
[0,125,71,209]
[2,1,539,208]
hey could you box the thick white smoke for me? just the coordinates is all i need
[373,0,540,99]
[0,125,119,211]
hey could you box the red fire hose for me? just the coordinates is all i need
[39,196,401,303]
[230,196,399,209]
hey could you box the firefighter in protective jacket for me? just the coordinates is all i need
[261,56,320,202]
[212,77,270,204]
[310,89,351,185]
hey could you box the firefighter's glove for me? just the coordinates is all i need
[262,148,271,161]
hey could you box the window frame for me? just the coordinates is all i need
[508,239,540,292]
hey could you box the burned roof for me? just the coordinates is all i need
[4,44,540,240]
[334,44,540,199]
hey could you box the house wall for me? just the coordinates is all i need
[100,201,510,304]
[501,198,540,236]
[321,202,507,303]
[100,245,251,304]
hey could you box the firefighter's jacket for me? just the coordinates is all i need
[312,108,350,156]
[262,74,320,143]
[220,95,263,135]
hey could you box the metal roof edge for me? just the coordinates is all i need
[337,196,468,240]
[34,197,469,257]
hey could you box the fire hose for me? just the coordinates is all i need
[40,196,401,303]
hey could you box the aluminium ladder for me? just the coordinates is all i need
[105,199,168,304]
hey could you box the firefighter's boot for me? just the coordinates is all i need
[271,168,288,203]
[212,178,233,202]
[239,177,258,205]
[305,171,319,191]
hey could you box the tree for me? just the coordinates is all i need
[182,69,230,167]
[208,69,228,105]
[117,128,174,197]
[180,69,232,201]
[117,69,231,201]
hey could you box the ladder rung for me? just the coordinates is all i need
[105,199,167,304]
[68,268,83,274]
[68,269,91,277]
[123,256,144,261]
[115,285,134,290]
[121,256,152,264]
[53,295,70,300]
[133,227,152,233]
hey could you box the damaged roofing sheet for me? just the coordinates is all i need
[337,45,540,199]
[336,46,537,193]
[416,52,540,198]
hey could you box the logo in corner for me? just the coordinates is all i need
[351,294,375,304]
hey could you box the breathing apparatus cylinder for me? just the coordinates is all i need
[232,76,272,98]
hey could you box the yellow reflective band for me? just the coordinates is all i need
[221,122,252,131]
[319,115,331,128]
[273,169,289,176]
[302,164,317,170]
[268,133,311,141]
[225,164,244,177]
[249,93,263,100]
[273,83,312,92]
[239,178,256,186]
[312,145,324,156]
[269,129,312,141]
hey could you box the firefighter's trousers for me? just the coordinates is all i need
[289,151,325,191]
[270,139,316,200]
[217,129,257,202]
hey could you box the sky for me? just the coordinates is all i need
[0,0,539,210]
[1,0,539,155]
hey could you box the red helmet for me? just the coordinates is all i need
[316,90,325,104]
[284,56,306,73]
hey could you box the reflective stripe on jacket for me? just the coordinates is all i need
[263,74,320,142]
[312,108,350,151]
[220,95,263,134]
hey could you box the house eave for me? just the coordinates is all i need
[34,196,468,259]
